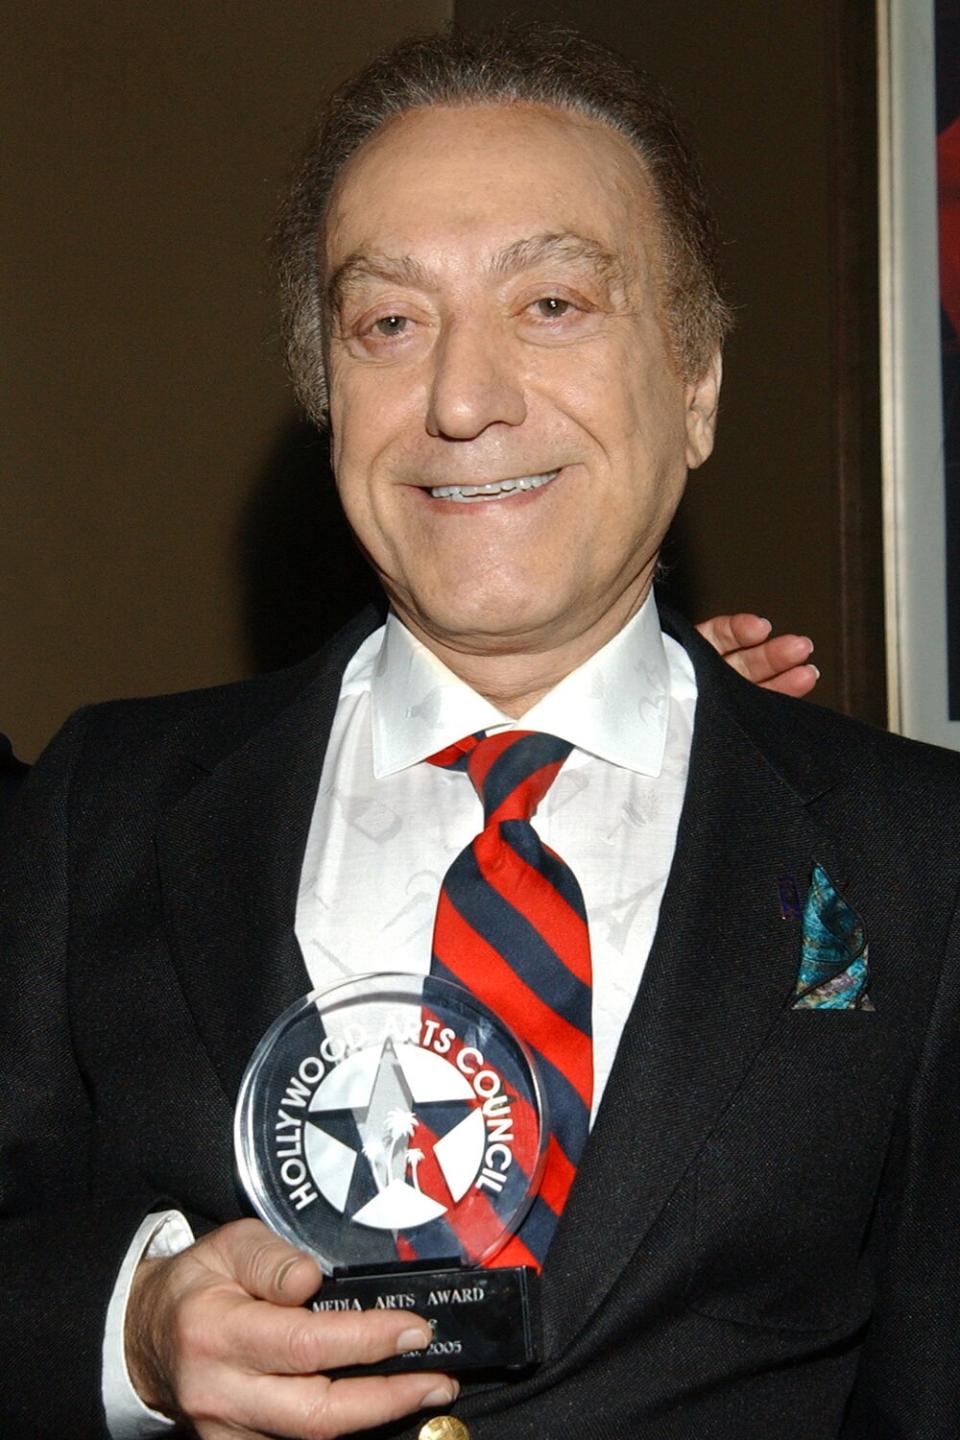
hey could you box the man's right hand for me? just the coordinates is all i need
[125,1218,459,1438]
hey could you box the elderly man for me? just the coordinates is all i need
[2,26,957,1440]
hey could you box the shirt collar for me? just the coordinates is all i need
[370,591,672,779]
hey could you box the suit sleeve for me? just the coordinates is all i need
[841,889,960,1436]
[0,713,169,1440]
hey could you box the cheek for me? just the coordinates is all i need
[533,344,614,419]
[329,386,388,515]
[533,332,680,456]
[332,358,426,463]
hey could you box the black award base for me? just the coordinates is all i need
[312,1263,541,1374]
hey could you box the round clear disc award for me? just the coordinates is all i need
[235,972,545,1372]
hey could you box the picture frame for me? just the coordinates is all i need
[879,0,960,747]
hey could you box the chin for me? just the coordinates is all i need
[416,592,574,653]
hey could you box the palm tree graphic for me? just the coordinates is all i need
[385,1108,417,1185]
[361,1135,389,1191]
[407,1148,425,1192]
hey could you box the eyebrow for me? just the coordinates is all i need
[326,253,431,316]
[490,232,625,290]
[325,230,628,317]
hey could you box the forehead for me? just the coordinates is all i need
[324,101,658,272]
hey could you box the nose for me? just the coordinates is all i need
[425,319,527,439]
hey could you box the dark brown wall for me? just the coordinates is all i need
[2,0,450,759]
[3,1,882,758]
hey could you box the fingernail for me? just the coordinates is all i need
[396,1326,431,1354]
[423,1382,460,1406]
[806,664,821,679]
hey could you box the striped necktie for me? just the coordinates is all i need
[428,729,593,1269]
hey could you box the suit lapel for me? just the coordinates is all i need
[541,620,846,1356]
[156,611,381,1104]
[152,599,856,1357]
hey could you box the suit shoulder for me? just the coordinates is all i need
[57,662,306,778]
[721,675,960,849]
[763,680,955,749]
[759,686,960,781]
[665,609,955,775]
[36,607,382,791]
[77,661,308,743]
[662,600,960,784]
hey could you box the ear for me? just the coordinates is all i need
[684,351,722,469]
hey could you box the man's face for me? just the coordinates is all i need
[324,102,719,660]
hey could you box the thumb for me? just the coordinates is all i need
[210,1218,322,1305]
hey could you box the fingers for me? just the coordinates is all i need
[743,633,815,689]
[220,1370,459,1440]
[759,662,820,698]
[173,1300,456,1440]
[208,1218,322,1305]
[737,632,814,684]
[127,1220,458,1439]
[695,612,772,656]
[216,1291,433,1375]
[696,613,819,694]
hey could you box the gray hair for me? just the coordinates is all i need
[278,24,733,423]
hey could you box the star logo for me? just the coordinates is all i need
[303,1039,486,1228]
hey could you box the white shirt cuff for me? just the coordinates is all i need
[102,1209,195,1438]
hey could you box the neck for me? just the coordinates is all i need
[393,585,652,718]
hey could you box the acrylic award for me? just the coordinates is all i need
[235,972,545,1372]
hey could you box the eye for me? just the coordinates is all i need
[371,314,409,337]
[532,296,574,319]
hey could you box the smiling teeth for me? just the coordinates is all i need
[430,470,559,501]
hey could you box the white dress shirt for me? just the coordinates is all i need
[104,593,696,1436]
[296,594,696,1115]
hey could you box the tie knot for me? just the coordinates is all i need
[429,729,574,824]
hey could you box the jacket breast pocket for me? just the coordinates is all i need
[686,1009,903,1332]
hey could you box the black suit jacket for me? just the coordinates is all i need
[2,606,959,1439]
[0,733,27,815]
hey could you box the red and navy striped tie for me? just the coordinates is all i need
[428,729,593,1269]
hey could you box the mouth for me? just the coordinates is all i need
[428,470,560,503]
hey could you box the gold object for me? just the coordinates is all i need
[418,1417,470,1440]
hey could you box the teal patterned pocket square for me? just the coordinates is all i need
[793,863,875,1010]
